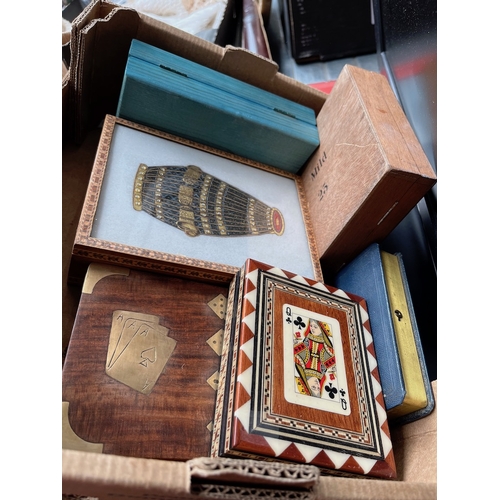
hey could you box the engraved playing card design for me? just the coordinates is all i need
[106,311,176,394]
[283,304,350,415]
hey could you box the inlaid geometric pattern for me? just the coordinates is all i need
[205,296,227,434]
[211,259,396,479]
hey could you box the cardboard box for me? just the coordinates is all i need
[62,380,437,499]
[62,1,437,497]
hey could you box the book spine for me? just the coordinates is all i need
[381,251,427,418]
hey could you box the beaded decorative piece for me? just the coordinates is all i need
[133,164,285,237]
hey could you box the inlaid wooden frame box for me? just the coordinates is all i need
[70,115,322,285]
[211,258,397,479]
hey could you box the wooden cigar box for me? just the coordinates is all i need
[301,65,437,275]
[62,263,228,461]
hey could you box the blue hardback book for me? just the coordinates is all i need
[116,40,320,173]
[332,243,434,424]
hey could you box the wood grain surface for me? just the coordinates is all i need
[301,65,436,274]
[62,265,228,461]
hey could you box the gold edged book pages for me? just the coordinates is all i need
[62,263,228,461]
[211,259,397,479]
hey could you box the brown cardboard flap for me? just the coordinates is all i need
[70,3,141,141]
[390,381,437,484]
[189,457,319,488]
[62,449,437,500]
[218,45,278,83]
[136,10,226,70]
[316,478,436,500]
[64,0,326,143]
[62,449,190,499]
[68,0,117,91]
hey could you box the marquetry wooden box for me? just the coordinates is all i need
[212,258,397,479]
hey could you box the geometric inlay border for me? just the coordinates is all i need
[211,259,396,479]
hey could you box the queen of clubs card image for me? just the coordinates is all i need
[284,304,350,414]
[293,318,338,400]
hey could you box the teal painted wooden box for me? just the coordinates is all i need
[116,40,320,173]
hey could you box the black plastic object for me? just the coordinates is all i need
[281,0,376,63]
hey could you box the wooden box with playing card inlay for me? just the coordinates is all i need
[211,258,397,479]
[62,263,228,461]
